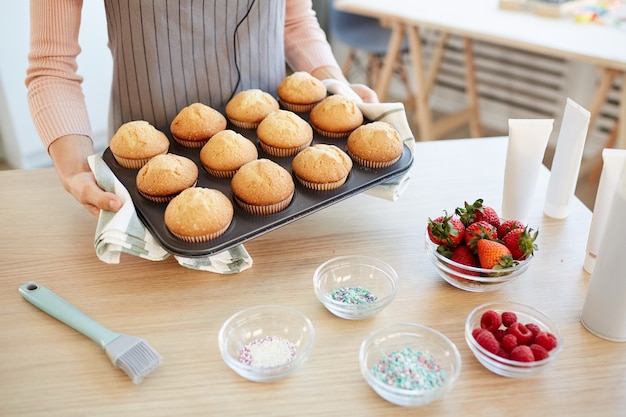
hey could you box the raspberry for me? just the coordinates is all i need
[480,310,502,332]
[496,348,510,360]
[475,329,500,354]
[507,322,534,345]
[501,333,518,353]
[493,329,506,342]
[472,328,483,339]
[501,311,517,327]
[534,331,558,352]
[525,323,541,337]
[510,345,534,362]
[530,344,550,361]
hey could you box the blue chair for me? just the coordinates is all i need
[328,1,409,96]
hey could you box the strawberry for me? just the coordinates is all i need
[475,239,516,269]
[464,221,497,250]
[456,198,501,228]
[427,213,465,248]
[497,219,525,239]
[448,244,480,275]
[502,227,538,260]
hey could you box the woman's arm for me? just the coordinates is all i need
[284,0,377,102]
[26,0,122,215]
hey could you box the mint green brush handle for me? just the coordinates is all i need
[19,281,120,348]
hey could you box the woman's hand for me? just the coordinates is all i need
[310,66,379,103]
[48,135,123,217]
[348,83,379,103]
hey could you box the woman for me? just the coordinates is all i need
[26,0,376,216]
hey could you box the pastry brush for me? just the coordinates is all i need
[19,281,162,384]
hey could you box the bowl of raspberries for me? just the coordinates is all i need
[465,301,562,378]
[425,198,538,292]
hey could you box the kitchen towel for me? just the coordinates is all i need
[87,154,253,273]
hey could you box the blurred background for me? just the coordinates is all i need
[1,1,621,210]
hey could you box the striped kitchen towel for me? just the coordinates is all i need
[87,154,253,273]
[323,79,414,201]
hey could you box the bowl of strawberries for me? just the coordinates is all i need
[424,199,537,292]
[465,301,562,377]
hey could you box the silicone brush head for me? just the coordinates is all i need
[105,335,162,384]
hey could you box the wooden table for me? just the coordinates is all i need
[1,137,624,416]
[335,0,626,152]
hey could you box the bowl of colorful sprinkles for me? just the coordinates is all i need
[313,255,399,320]
[359,323,462,407]
[218,305,315,382]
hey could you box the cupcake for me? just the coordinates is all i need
[164,187,234,243]
[256,110,313,157]
[169,102,227,148]
[309,94,364,138]
[225,89,279,129]
[199,129,258,178]
[109,120,170,169]
[347,121,404,169]
[231,159,295,215]
[277,71,327,112]
[135,153,199,202]
[292,144,353,191]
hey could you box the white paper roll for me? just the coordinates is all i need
[580,155,626,342]
[544,98,590,219]
[502,119,553,223]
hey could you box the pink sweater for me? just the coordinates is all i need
[26,0,340,150]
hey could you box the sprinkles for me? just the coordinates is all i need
[371,347,447,391]
[239,336,296,368]
[330,286,378,304]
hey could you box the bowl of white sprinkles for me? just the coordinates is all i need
[360,323,462,407]
[218,305,315,382]
[313,255,399,320]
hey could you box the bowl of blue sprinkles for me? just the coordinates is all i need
[313,255,399,320]
[360,323,462,407]
[218,305,315,382]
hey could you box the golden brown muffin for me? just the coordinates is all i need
[277,71,327,112]
[225,89,280,129]
[309,94,364,138]
[199,129,258,178]
[291,144,353,190]
[170,102,227,148]
[109,120,170,169]
[135,153,199,203]
[347,121,404,169]
[256,109,313,157]
[231,159,295,215]
[164,187,234,242]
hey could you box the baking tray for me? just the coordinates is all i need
[103,114,413,257]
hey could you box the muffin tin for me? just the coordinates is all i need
[103,111,413,257]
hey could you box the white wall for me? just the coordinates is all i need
[0,2,112,169]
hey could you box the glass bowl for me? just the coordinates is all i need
[465,301,563,378]
[313,255,399,320]
[424,232,533,292]
[218,305,315,382]
[359,323,462,407]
